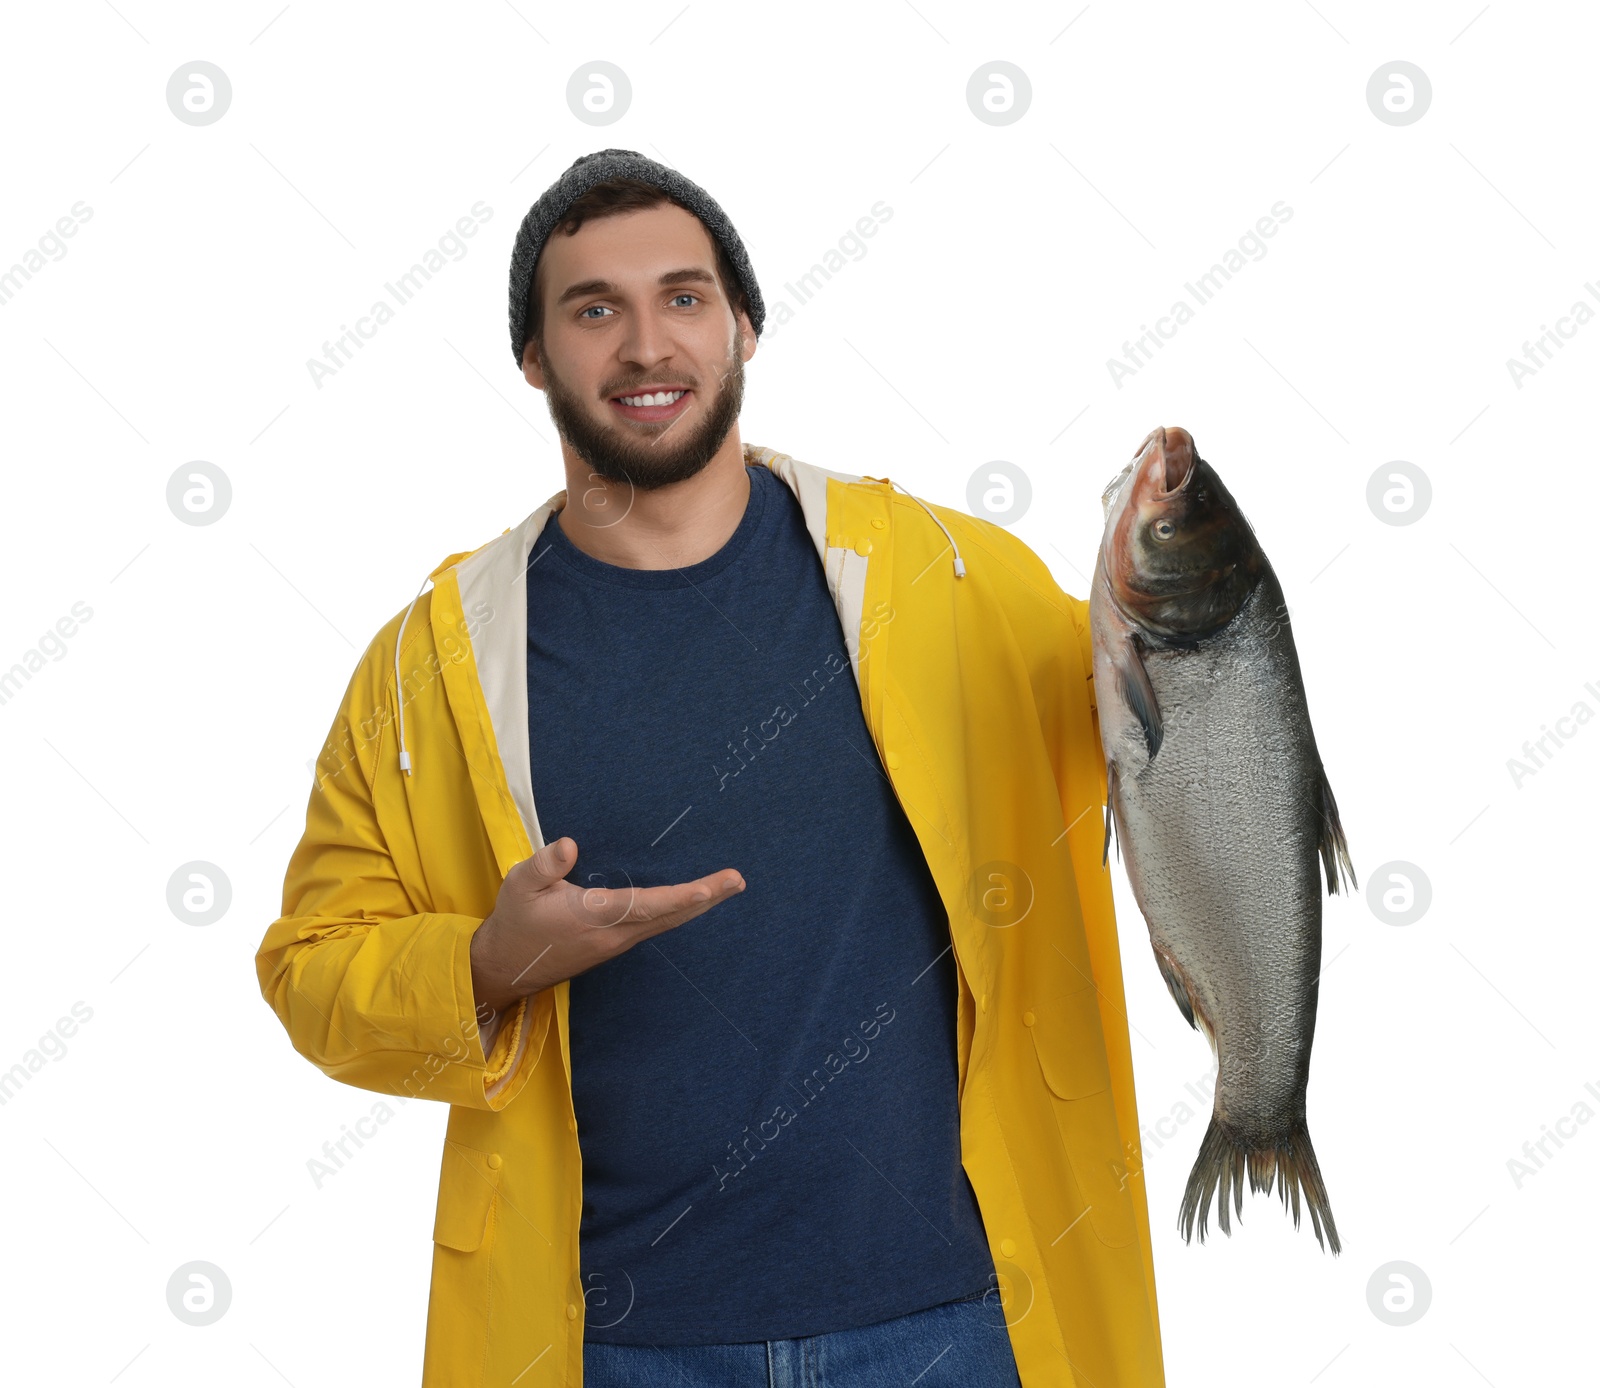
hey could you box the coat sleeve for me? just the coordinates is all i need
[955,515,1167,1351]
[253,612,538,1111]
[1068,588,1109,807]
[969,522,1108,813]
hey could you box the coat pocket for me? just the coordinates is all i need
[1028,983,1112,1101]
[1029,986,1137,1248]
[432,1140,503,1252]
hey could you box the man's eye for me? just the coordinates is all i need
[671,294,698,307]
[580,305,612,320]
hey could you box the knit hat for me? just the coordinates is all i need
[507,148,766,368]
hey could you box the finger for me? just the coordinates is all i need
[686,869,745,904]
[578,870,744,932]
[519,836,577,889]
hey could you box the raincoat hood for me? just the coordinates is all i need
[390,446,967,783]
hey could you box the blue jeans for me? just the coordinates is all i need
[582,1291,1023,1387]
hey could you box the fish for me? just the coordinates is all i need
[1088,425,1354,1255]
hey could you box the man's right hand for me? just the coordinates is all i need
[469,836,746,1028]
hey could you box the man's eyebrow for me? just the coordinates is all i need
[554,267,718,308]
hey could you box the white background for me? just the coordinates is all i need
[1,2,1594,1384]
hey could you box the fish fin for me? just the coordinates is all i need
[1314,764,1357,896]
[1115,634,1164,760]
[1177,1115,1342,1256]
[1150,943,1198,1031]
[1102,760,1122,867]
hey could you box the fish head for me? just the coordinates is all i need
[1103,426,1265,643]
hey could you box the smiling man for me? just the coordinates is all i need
[257,149,1167,1387]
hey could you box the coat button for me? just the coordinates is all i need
[1000,1238,1017,1258]
[1023,1011,1036,1026]
[979,993,988,1013]
[566,1303,578,1320]
[486,1153,502,1170]
[871,518,886,530]
[854,539,872,556]
[568,1117,577,1131]
[885,752,901,769]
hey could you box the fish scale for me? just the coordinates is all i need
[1131,575,1320,1120]
[1089,425,1354,1254]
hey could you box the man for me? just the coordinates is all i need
[256,149,1166,1387]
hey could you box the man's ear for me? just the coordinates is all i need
[522,339,545,389]
[736,308,757,362]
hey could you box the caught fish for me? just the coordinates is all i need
[1089,425,1354,1254]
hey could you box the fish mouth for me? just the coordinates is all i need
[1136,425,1196,497]
[1104,425,1197,520]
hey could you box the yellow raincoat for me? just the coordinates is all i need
[255,444,1166,1385]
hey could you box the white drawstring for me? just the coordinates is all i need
[395,574,430,776]
[888,481,966,578]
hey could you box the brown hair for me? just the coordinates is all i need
[523,177,751,359]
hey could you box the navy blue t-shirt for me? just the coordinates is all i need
[525,463,995,1344]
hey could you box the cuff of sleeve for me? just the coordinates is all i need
[482,994,528,1085]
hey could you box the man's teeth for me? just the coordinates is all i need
[617,389,687,407]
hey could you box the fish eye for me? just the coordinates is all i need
[1151,519,1176,541]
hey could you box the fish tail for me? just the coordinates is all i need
[1178,1115,1342,1255]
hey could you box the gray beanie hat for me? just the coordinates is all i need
[507,148,765,368]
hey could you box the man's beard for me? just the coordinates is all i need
[538,337,745,493]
